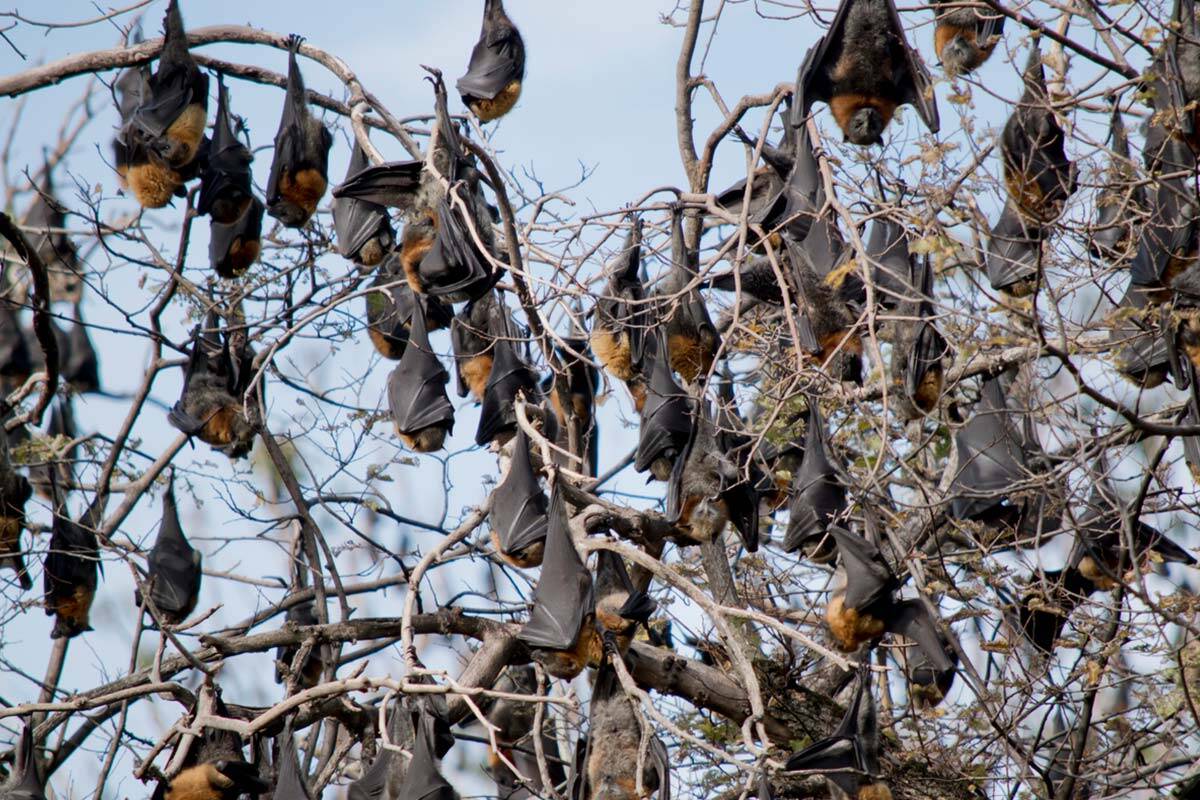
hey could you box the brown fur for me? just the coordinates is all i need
[399,426,448,453]
[369,327,406,360]
[913,365,943,412]
[0,516,21,561]
[200,406,241,447]
[1004,168,1062,225]
[829,94,898,140]
[533,620,597,679]
[667,332,713,384]
[53,584,94,634]
[469,79,523,122]
[462,354,494,402]
[818,329,863,363]
[1002,276,1038,298]
[649,457,673,483]
[859,783,894,800]
[166,764,233,800]
[628,380,647,414]
[1076,555,1119,591]
[490,528,544,568]
[825,594,886,651]
[358,237,387,267]
[591,328,634,382]
[128,161,182,209]
[279,168,327,217]
[401,216,437,294]
[225,237,259,277]
[934,23,974,61]
[166,103,208,167]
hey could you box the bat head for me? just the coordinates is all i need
[940,35,981,77]
[844,108,886,146]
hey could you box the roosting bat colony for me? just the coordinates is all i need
[1,0,1200,797]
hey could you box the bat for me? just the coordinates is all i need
[332,141,395,268]
[516,485,598,680]
[347,704,401,800]
[43,497,99,639]
[633,332,694,482]
[451,291,504,401]
[1129,134,1198,291]
[365,252,452,360]
[457,0,526,122]
[889,255,949,418]
[1001,568,1091,655]
[481,666,536,778]
[124,0,209,209]
[545,328,599,476]
[714,375,784,515]
[266,35,334,229]
[387,298,455,453]
[860,176,915,311]
[25,172,83,304]
[947,376,1027,523]
[1090,101,1144,262]
[932,0,1004,76]
[1001,46,1076,225]
[1107,283,1171,387]
[209,195,264,279]
[0,429,32,590]
[489,426,549,568]
[666,405,758,551]
[0,298,32,386]
[985,203,1042,296]
[28,397,76,503]
[1143,0,1200,153]
[659,206,717,384]
[274,597,327,689]
[63,304,100,394]
[898,601,959,707]
[163,705,269,800]
[705,258,791,306]
[331,160,424,213]
[783,404,846,562]
[5,723,45,800]
[167,310,257,459]
[594,549,656,654]
[391,712,459,800]
[782,234,862,379]
[111,27,151,189]
[135,474,202,627]
[797,0,939,145]
[197,75,254,225]
[273,729,313,800]
[575,656,671,800]
[786,662,891,800]
[491,731,566,800]
[591,216,647,390]
[475,325,539,448]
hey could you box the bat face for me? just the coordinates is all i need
[783,405,846,558]
[387,299,455,451]
[634,334,694,480]
[933,0,1004,76]
[798,0,939,144]
[490,427,549,566]
[137,477,202,626]
[457,0,526,122]
[947,377,1027,521]
[198,78,254,226]
[660,208,717,383]
[167,312,257,459]
[333,142,395,267]
[43,509,99,639]
[266,36,333,229]
[516,486,595,678]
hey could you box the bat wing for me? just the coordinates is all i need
[785,735,859,795]
[888,598,957,678]
[986,204,1042,291]
[44,516,99,602]
[145,479,201,618]
[634,336,694,473]
[167,402,211,437]
[475,338,538,446]
[948,377,1027,519]
[886,0,940,133]
[333,144,394,259]
[9,723,44,798]
[665,412,698,523]
[274,730,314,800]
[904,320,948,399]
[420,194,496,303]
[783,405,846,552]
[490,427,549,556]
[456,24,525,101]
[209,196,265,277]
[132,67,194,139]
[724,477,760,553]
[649,735,672,800]
[387,302,455,435]
[864,213,913,309]
[331,160,424,210]
[795,0,847,109]
[830,527,897,611]
[1131,139,1198,286]
[517,487,594,651]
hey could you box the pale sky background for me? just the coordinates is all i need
[0,0,1193,797]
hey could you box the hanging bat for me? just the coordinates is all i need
[387,298,455,453]
[666,405,759,551]
[1109,283,1175,386]
[825,527,957,682]
[0,299,32,386]
[198,75,254,225]
[167,310,256,459]
[451,291,504,401]
[393,711,459,800]
[516,485,598,680]
[1143,0,1200,153]
[714,374,783,515]
[489,426,549,568]
[162,705,269,800]
[898,601,959,707]
[333,141,395,268]
[5,723,45,800]
[633,332,694,482]
[782,234,862,378]
[266,35,333,229]
[932,0,1004,76]
[861,177,915,311]
[457,0,526,122]
[1090,100,1144,262]
[985,203,1043,297]
[365,253,452,360]
[545,329,599,476]
[274,597,327,689]
[574,656,671,800]
[347,704,400,800]
[1129,134,1198,291]
[272,729,313,800]
[0,430,32,590]
[947,376,1027,523]
[135,474,202,627]
[111,25,150,188]
[745,96,825,247]
[29,398,76,503]
[783,404,846,562]
[659,206,717,384]
[889,255,949,418]
[62,304,99,394]
[43,499,100,639]
[1001,46,1076,225]
[333,161,426,286]
[591,216,647,389]
[24,172,83,304]
[797,0,939,145]
[124,0,209,208]
[475,328,539,448]
[594,549,656,654]
[209,196,264,279]
[1001,568,1091,655]
[705,258,791,306]
[786,662,891,800]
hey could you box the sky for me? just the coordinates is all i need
[0,0,1193,797]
